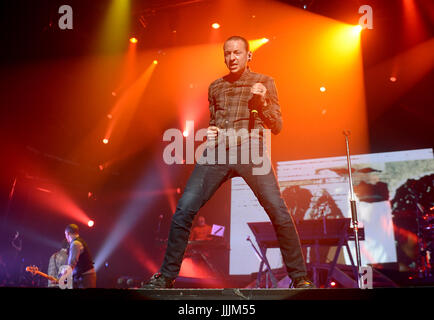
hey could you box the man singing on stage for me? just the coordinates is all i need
[143,35,314,289]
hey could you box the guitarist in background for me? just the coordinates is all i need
[61,224,96,288]
[47,240,69,287]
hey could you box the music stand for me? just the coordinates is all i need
[248,219,363,288]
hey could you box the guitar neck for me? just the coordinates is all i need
[35,271,58,283]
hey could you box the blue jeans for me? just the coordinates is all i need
[160,146,307,280]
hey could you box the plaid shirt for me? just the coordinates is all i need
[47,249,68,287]
[208,68,282,135]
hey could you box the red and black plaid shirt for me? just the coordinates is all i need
[208,68,282,135]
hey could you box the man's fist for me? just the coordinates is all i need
[251,83,267,99]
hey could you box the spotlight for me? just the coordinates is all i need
[320,86,326,92]
[153,60,158,65]
[353,25,363,35]
[107,114,113,119]
[211,22,220,29]
[183,129,189,137]
[129,37,138,44]
[330,281,336,287]
[389,76,397,82]
[88,220,95,228]
[103,138,109,144]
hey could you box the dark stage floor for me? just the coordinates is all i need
[1,286,432,317]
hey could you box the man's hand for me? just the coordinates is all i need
[250,83,267,113]
[207,126,220,141]
[251,83,267,102]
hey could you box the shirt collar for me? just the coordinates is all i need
[224,66,251,82]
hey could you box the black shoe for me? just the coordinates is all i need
[292,277,316,289]
[141,272,175,289]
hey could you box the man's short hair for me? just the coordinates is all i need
[65,224,79,235]
[224,35,250,52]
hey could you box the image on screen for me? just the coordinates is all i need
[230,148,434,275]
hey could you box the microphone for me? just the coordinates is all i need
[249,93,262,130]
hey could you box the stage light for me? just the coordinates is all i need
[249,37,270,52]
[102,138,109,144]
[389,76,397,82]
[129,37,138,44]
[320,86,326,92]
[36,187,52,194]
[107,114,113,119]
[353,25,363,35]
[153,60,158,65]
[88,220,95,227]
[330,281,336,287]
[183,129,189,137]
[211,22,220,29]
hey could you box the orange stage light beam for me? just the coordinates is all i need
[249,37,269,52]
[402,0,430,46]
[103,60,158,145]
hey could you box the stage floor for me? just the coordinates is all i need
[2,286,432,317]
[1,286,432,300]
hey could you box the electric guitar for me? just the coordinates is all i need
[26,266,59,283]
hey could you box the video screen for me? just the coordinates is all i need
[230,148,434,275]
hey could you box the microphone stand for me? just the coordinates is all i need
[343,131,363,288]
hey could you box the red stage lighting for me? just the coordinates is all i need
[211,22,220,29]
[330,281,336,287]
[129,37,138,44]
[389,76,397,82]
[153,60,158,65]
[88,220,95,227]
[102,138,109,144]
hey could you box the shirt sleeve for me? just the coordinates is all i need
[260,77,283,135]
[208,85,216,127]
[67,240,83,270]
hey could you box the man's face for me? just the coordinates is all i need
[65,231,72,243]
[224,40,250,75]
[198,216,206,226]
